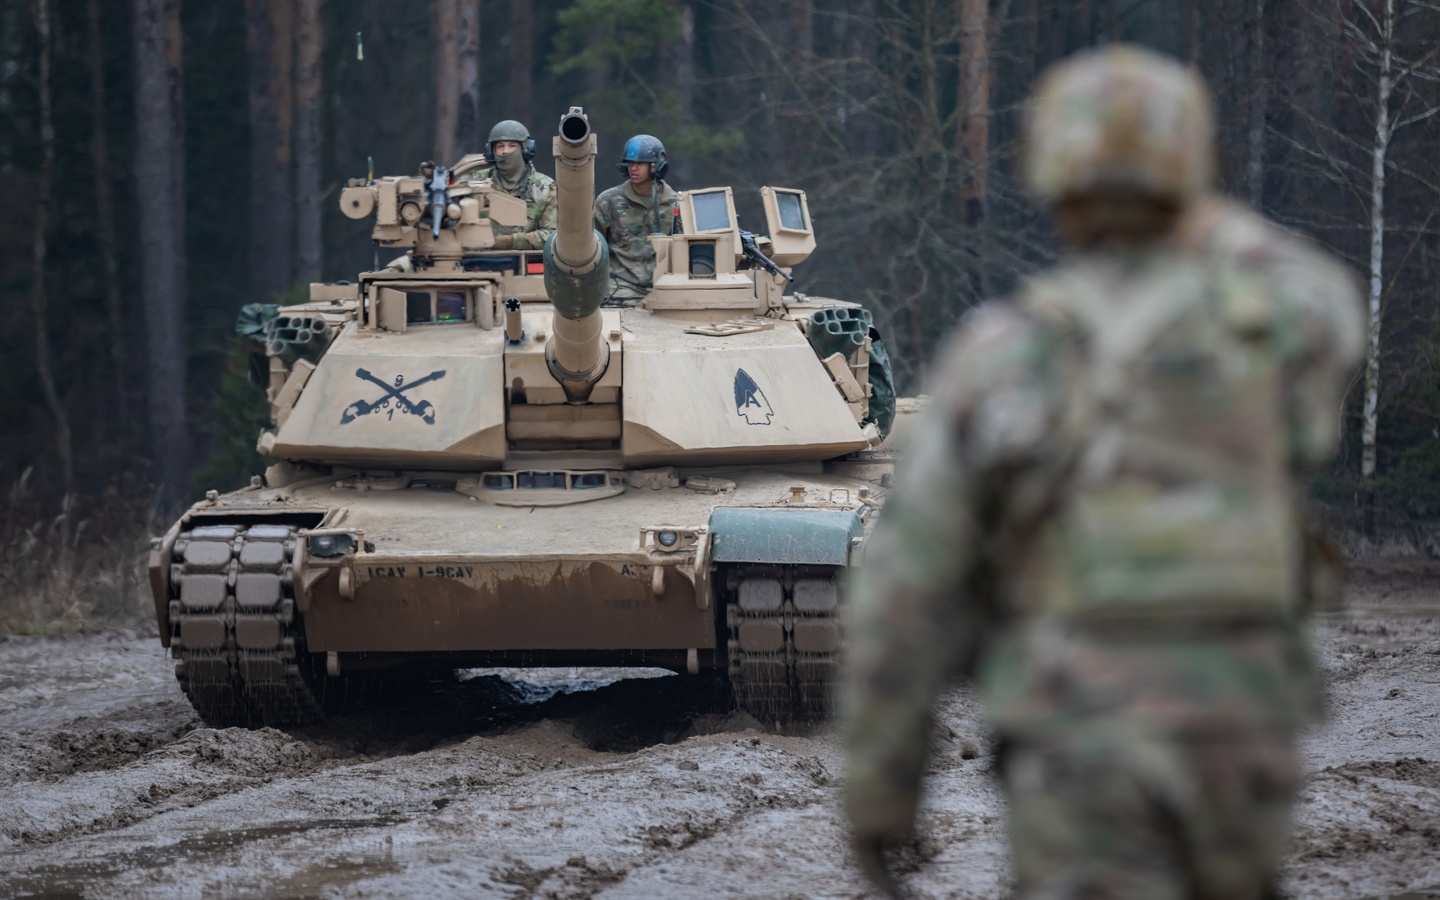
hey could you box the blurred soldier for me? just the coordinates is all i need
[462,119,557,251]
[594,134,680,300]
[844,45,1363,899]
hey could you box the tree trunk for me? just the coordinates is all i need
[432,0,459,163]
[1068,0,1093,50]
[1360,0,1394,483]
[132,0,189,509]
[847,0,878,160]
[245,0,295,302]
[455,0,480,155]
[294,0,323,283]
[31,0,73,500]
[1024,0,1041,79]
[663,0,696,183]
[509,0,533,121]
[957,0,989,229]
[790,0,812,57]
[1181,0,1201,64]
[88,0,128,427]
[1246,0,1266,208]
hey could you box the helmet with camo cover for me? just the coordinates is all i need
[1024,45,1215,205]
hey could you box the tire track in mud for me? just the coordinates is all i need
[0,726,334,848]
[2,721,845,899]
[0,664,757,896]
[450,735,843,900]
[5,561,1440,899]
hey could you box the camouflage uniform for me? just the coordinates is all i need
[458,163,558,251]
[593,180,680,298]
[844,46,1364,899]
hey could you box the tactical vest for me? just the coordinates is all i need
[1018,253,1300,624]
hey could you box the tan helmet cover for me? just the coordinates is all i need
[1024,45,1216,205]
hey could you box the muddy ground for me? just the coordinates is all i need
[0,560,1437,899]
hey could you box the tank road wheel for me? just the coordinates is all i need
[724,565,844,724]
[168,524,327,727]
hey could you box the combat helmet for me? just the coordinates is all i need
[617,134,669,180]
[1024,45,1215,205]
[487,119,536,163]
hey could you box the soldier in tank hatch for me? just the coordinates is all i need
[844,46,1364,899]
[593,134,680,301]
[457,119,558,251]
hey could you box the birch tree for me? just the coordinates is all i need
[1345,0,1440,481]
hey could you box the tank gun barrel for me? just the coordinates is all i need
[543,107,611,403]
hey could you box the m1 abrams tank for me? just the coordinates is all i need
[149,108,906,727]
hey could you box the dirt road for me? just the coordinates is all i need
[1,560,1437,898]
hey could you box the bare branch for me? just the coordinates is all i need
[1392,102,1440,130]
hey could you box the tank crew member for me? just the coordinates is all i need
[593,134,680,300]
[465,119,558,251]
[844,46,1364,898]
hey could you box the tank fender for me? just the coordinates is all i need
[708,507,864,566]
[148,519,183,648]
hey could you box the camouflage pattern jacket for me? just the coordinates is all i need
[845,197,1364,835]
[593,181,679,298]
[459,164,558,251]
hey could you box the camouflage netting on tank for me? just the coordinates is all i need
[865,333,896,437]
[236,303,281,388]
[806,307,896,437]
[235,303,334,388]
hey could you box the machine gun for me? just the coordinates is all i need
[424,163,453,239]
[739,230,793,283]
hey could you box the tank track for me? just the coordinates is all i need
[725,565,844,723]
[167,524,326,727]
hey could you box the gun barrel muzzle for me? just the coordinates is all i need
[559,111,591,145]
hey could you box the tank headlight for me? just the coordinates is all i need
[641,525,704,552]
[308,533,356,558]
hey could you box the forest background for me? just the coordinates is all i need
[3,0,1439,627]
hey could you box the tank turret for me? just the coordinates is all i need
[542,108,611,403]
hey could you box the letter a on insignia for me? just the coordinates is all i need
[733,368,774,425]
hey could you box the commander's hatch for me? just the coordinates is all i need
[648,186,760,310]
[679,187,742,261]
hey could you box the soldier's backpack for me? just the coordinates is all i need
[1019,251,1301,624]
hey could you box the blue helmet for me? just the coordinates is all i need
[618,134,669,180]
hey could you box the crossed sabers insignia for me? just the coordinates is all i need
[339,368,447,425]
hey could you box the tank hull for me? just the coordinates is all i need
[157,463,884,662]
